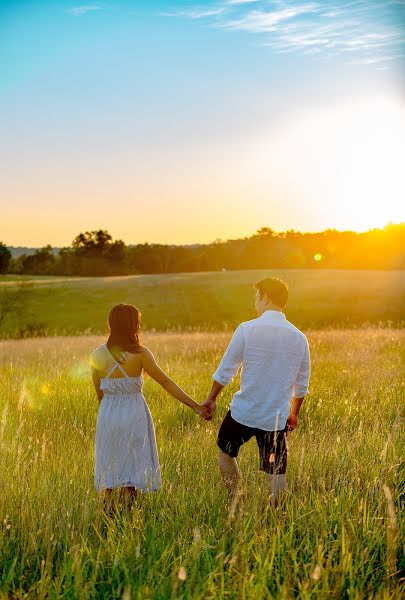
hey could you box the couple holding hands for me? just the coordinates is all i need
[91,277,310,509]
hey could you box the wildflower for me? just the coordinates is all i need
[311,565,321,581]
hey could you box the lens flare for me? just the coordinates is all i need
[69,362,89,381]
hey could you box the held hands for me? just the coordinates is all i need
[202,397,216,421]
[193,397,216,421]
[195,402,212,420]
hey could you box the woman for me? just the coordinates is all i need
[91,304,208,506]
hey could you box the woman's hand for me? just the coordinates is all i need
[202,397,216,420]
[194,403,212,420]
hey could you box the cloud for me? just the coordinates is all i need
[225,0,262,4]
[218,5,318,32]
[161,0,405,67]
[346,52,405,64]
[161,7,225,19]
[66,5,103,16]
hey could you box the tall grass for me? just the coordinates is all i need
[0,330,403,598]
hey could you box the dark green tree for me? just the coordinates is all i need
[0,242,11,274]
[71,230,128,275]
[17,246,56,275]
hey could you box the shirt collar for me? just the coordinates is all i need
[259,309,286,320]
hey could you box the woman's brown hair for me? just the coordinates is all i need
[106,304,142,359]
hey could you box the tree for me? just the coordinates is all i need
[5,224,405,276]
[17,246,56,275]
[0,242,11,274]
[71,230,128,276]
[254,227,275,238]
[72,230,113,254]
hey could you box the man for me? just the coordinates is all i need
[204,277,310,507]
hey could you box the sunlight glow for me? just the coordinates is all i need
[70,363,88,381]
[250,95,405,232]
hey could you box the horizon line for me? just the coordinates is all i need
[4,221,404,250]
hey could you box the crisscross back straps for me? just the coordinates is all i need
[105,350,130,379]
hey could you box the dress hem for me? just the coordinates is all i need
[95,481,161,493]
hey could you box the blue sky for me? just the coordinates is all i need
[1,1,404,246]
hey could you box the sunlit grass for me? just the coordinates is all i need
[1,269,404,337]
[0,330,403,598]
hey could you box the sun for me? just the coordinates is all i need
[250,94,405,232]
[327,96,405,231]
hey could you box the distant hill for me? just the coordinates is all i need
[7,245,202,258]
[8,247,61,258]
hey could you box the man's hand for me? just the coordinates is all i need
[202,397,217,420]
[195,403,212,420]
[286,413,298,431]
[287,397,305,431]
[201,381,223,420]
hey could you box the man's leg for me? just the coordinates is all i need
[219,449,239,495]
[217,411,251,495]
[268,473,287,508]
[258,428,288,508]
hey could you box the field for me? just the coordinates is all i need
[0,269,404,337]
[0,329,403,599]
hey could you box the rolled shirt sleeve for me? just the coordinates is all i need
[293,338,310,397]
[213,325,245,386]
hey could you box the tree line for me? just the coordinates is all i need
[1,224,404,276]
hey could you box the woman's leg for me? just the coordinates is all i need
[99,486,139,516]
[120,486,139,510]
[101,488,114,514]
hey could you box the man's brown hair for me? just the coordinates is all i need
[255,277,289,308]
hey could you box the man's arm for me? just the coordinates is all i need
[204,380,224,418]
[204,325,245,417]
[288,339,310,430]
[287,396,305,430]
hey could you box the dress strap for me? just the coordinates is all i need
[104,349,130,379]
[117,352,129,377]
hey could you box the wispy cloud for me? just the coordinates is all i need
[162,0,405,67]
[224,0,262,5]
[219,5,318,32]
[347,52,405,65]
[161,7,225,20]
[66,5,103,16]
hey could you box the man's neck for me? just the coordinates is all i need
[261,304,282,315]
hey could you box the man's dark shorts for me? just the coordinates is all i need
[217,410,288,475]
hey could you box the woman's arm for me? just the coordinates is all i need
[141,348,209,417]
[91,367,104,403]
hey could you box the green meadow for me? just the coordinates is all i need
[0,329,403,598]
[1,270,404,597]
[0,269,404,338]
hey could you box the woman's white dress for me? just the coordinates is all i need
[93,344,161,493]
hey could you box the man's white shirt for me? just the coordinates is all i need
[213,310,310,431]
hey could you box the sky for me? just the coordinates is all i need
[1,0,404,247]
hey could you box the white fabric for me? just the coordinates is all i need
[93,344,161,493]
[213,310,310,431]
